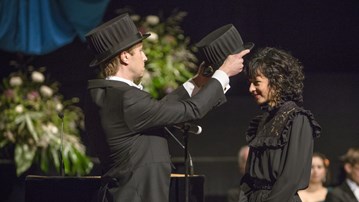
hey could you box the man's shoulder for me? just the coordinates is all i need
[88,79,130,89]
[326,182,356,202]
[330,184,346,193]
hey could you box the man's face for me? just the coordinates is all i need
[127,43,147,82]
[345,163,359,185]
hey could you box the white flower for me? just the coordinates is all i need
[31,71,45,83]
[15,105,24,113]
[146,15,159,25]
[147,32,158,41]
[42,123,59,135]
[130,14,140,22]
[56,103,63,111]
[9,76,22,86]
[38,136,50,148]
[40,85,53,97]
[48,123,59,134]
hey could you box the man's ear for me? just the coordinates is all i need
[120,51,129,65]
[344,163,352,174]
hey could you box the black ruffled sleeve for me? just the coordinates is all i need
[245,114,263,144]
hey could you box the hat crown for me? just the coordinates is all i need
[85,13,148,67]
[196,24,253,69]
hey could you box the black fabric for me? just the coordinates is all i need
[325,181,359,202]
[85,78,226,202]
[196,24,254,69]
[100,163,171,202]
[25,176,100,202]
[240,101,321,202]
[25,175,205,202]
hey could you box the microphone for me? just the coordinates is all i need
[173,123,202,135]
[58,112,65,176]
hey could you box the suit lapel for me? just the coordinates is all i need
[341,182,358,201]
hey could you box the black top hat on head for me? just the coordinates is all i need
[196,24,254,70]
[86,13,150,67]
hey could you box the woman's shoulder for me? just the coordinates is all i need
[291,106,321,139]
[245,101,321,148]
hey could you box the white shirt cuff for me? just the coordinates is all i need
[183,80,195,96]
[212,70,231,93]
[183,69,231,96]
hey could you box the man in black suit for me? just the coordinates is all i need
[325,147,359,202]
[84,14,252,202]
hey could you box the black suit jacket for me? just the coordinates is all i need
[85,78,226,202]
[325,181,358,202]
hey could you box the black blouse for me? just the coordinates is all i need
[240,101,321,202]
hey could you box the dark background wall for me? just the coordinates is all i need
[1,0,359,201]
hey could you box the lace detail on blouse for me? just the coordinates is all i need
[246,101,321,148]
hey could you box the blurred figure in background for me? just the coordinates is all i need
[325,147,359,202]
[298,152,331,202]
[227,145,250,202]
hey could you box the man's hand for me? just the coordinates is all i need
[192,61,212,88]
[218,49,251,77]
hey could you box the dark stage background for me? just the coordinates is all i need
[1,0,359,201]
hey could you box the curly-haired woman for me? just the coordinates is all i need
[239,47,321,202]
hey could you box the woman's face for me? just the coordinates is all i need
[310,156,327,184]
[249,73,274,106]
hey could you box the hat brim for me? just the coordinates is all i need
[211,42,255,68]
[232,42,255,54]
[89,33,150,67]
[243,42,255,51]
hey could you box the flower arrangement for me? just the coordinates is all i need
[0,65,93,176]
[131,10,198,98]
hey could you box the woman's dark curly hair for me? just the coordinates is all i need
[247,47,304,106]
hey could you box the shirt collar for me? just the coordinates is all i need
[106,76,143,90]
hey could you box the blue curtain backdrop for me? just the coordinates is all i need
[0,0,110,55]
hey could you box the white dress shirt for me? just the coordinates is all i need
[346,178,359,201]
[106,76,143,90]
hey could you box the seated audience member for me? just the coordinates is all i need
[227,145,250,202]
[325,147,359,202]
[298,152,331,202]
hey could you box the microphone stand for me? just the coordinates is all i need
[164,126,193,202]
[182,125,190,202]
[164,127,194,175]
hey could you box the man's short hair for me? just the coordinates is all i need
[341,147,359,165]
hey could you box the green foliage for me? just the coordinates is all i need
[132,11,198,98]
[0,66,92,176]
